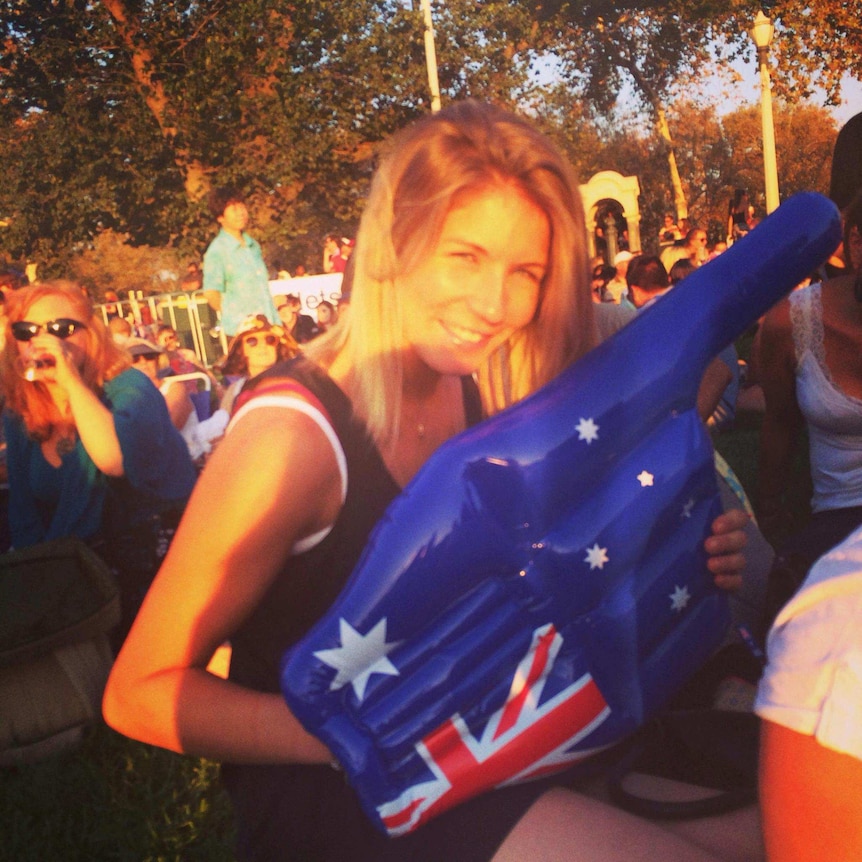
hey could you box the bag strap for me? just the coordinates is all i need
[606,709,759,820]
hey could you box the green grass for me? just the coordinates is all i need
[0,724,235,862]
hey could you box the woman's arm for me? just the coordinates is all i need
[103,403,343,763]
[67,379,125,475]
[160,379,196,430]
[696,356,733,424]
[760,719,862,861]
[755,300,803,537]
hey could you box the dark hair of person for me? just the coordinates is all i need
[626,255,668,291]
[668,257,696,285]
[208,186,245,220]
[845,188,862,269]
[829,112,862,211]
[592,263,615,283]
[728,188,749,215]
[317,299,337,323]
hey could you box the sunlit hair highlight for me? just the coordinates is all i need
[0,280,131,440]
[306,100,594,449]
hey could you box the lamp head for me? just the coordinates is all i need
[751,10,774,50]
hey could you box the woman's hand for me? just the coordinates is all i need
[27,333,126,475]
[704,508,748,592]
[26,333,83,391]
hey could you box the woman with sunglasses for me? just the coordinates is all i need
[105,102,751,861]
[0,280,198,644]
[218,314,299,414]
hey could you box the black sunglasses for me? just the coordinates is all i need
[12,318,87,342]
[244,334,278,348]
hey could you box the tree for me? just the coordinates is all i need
[524,0,860,219]
[716,0,862,106]
[0,0,855,284]
[0,0,535,280]
[719,101,837,218]
[66,229,185,298]
[526,1,734,220]
[600,101,837,252]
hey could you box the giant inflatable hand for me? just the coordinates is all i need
[281,192,841,836]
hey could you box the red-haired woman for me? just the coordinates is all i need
[1,280,197,641]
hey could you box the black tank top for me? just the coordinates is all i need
[222,357,578,862]
[228,355,482,694]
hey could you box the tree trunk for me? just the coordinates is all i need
[621,56,689,221]
[99,0,210,202]
[655,105,688,222]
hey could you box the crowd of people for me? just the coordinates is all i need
[0,102,860,860]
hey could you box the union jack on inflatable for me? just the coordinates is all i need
[281,192,841,836]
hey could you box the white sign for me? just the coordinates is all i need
[269,273,344,320]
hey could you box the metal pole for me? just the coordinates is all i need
[755,41,780,213]
[420,0,441,112]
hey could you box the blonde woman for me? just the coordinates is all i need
[105,103,748,861]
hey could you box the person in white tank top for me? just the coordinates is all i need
[756,170,862,628]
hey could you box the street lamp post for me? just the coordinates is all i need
[420,0,441,112]
[751,10,780,214]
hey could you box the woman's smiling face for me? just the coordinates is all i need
[398,184,550,377]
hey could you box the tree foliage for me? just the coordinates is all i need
[66,229,185,297]
[534,0,862,113]
[0,0,534,283]
[588,100,838,250]
[0,0,856,293]
[528,0,858,216]
[717,0,862,105]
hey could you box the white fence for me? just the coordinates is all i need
[95,273,344,368]
[96,291,227,367]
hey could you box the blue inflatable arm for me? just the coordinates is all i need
[281,192,841,836]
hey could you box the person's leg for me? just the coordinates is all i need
[493,788,740,862]
[665,803,763,862]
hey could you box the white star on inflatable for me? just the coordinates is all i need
[669,585,691,613]
[637,470,654,487]
[576,417,599,444]
[681,498,695,519]
[584,543,609,570]
[314,618,400,701]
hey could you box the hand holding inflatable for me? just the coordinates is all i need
[281,193,841,836]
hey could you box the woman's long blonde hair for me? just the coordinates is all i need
[305,100,594,449]
[0,280,131,440]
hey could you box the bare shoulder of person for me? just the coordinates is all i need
[217,400,344,535]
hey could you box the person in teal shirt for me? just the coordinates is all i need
[1,281,197,643]
[202,187,278,337]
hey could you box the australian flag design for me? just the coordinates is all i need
[376,623,610,835]
[281,193,841,837]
